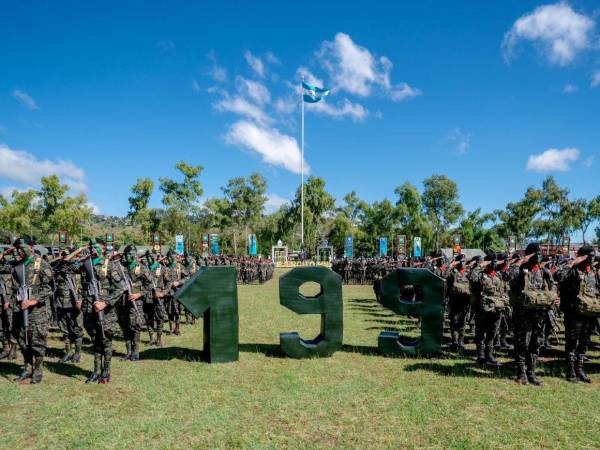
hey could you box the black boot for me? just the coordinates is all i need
[148,330,155,346]
[86,353,102,383]
[7,343,17,360]
[476,345,486,364]
[98,350,111,384]
[30,356,44,384]
[15,358,33,383]
[174,323,181,336]
[449,331,459,351]
[70,339,82,363]
[58,341,70,363]
[156,332,163,348]
[575,357,591,383]
[0,343,10,360]
[515,363,528,385]
[457,331,466,352]
[566,358,578,383]
[527,355,543,386]
[485,347,500,366]
[120,341,132,361]
[130,340,139,361]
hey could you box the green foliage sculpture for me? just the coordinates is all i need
[378,268,444,356]
[279,266,343,358]
[175,266,239,363]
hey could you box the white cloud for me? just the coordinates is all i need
[86,202,100,214]
[447,128,471,155]
[264,193,288,214]
[502,2,595,66]
[244,51,265,78]
[592,70,600,87]
[0,144,87,193]
[225,120,308,175]
[192,80,201,93]
[583,155,594,168]
[526,147,580,171]
[562,83,578,93]
[274,97,296,115]
[265,52,281,65]
[207,50,228,83]
[315,32,421,101]
[235,76,271,104]
[309,98,368,122]
[13,89,39,110]
[215,95,273,125]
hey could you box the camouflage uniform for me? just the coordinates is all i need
[12,254,54,384]
[53,260,84,363]
[142,257,166,346]
[557,251,598,383]
[0,259,16,360]
[180,255,196,325]
[509,249,555,385]
[446,266,471,351]
[163,257,181,335]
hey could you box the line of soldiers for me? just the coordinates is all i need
[367,244,600,385]
[0,239,217,385]
[197,256,274,284]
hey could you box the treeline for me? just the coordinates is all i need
[1,160,599,255]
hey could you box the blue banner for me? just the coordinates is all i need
[175,234,184,255]
[210,234,220,255]
[413,237,422,257]
[248,234,257,256]
[345,236,353,258]
[379,237,387,257]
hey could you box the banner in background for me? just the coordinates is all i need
[452,235,462,255]
[396,235,406,257]
[175,234,185,255]
[379,237,387,257]
[201,233,209,257]
[413,237,422,257]
[248,234,257,256]
[210,233,220,255]
[507,236,517,254]
[345,236,353,258]
[58,231,68,250]
[105,233,114,253]
[152,232,161,254]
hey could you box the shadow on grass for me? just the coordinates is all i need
[0,361,22,379]
[404,361,515,379]
[139,346,204,361]
[239,343,285,358]
[0,359,92,380]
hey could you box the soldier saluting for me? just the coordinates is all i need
[11,238,54,384]
[556,246,599,383]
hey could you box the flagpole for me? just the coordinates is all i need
[301,77,305,251]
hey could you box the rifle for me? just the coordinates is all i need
[115,262,143,322]
[82,254,105,340]
[14,263,30,345]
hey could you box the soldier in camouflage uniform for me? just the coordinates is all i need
[557,246,599,383]
[471,254,507,365]
[180,252,196,325]
[509,243,556,386]
[141,250,166,346]
[163,250,181,335]
[116,245,146,361]
[11,238,54,384]
[446,254,471,352]
[53,251,84,364]
[0,251,17,360]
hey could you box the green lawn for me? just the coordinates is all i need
[2,268,600,449]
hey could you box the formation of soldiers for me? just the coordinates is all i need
[332,256,432,284]
[0,238,273,385]
[360,245,600,386]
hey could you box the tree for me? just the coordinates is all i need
[128,178,154,220]
[535,176,575,242]
[495,186,542,244]
[421,175,464,251]
[159,161,204,251]
[0,189,40,240]
[457,209,502,251]
[571,196,600,244]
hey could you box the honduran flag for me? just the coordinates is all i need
[302,81,330,103]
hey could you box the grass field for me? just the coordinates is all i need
[2,268,600,449]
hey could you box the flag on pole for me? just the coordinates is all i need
[302,81,330,103]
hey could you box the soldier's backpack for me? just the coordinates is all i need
[575,272,600,316]
[521,269,555,310]
[451,271,470,296]
[479,274,508,312]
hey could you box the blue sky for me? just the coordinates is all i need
[0,1,598,217]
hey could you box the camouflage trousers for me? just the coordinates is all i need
[1,307,15,345]
[564,312,595,362]
[116,300,144,344]
[57,307,84,344]
[475,308,501,350]
[513,307,545,369]
[13,313,48,359]
[448,294,470,343]
[91,308,117,357]
[144,301,166,335]
[166,296,181,324]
